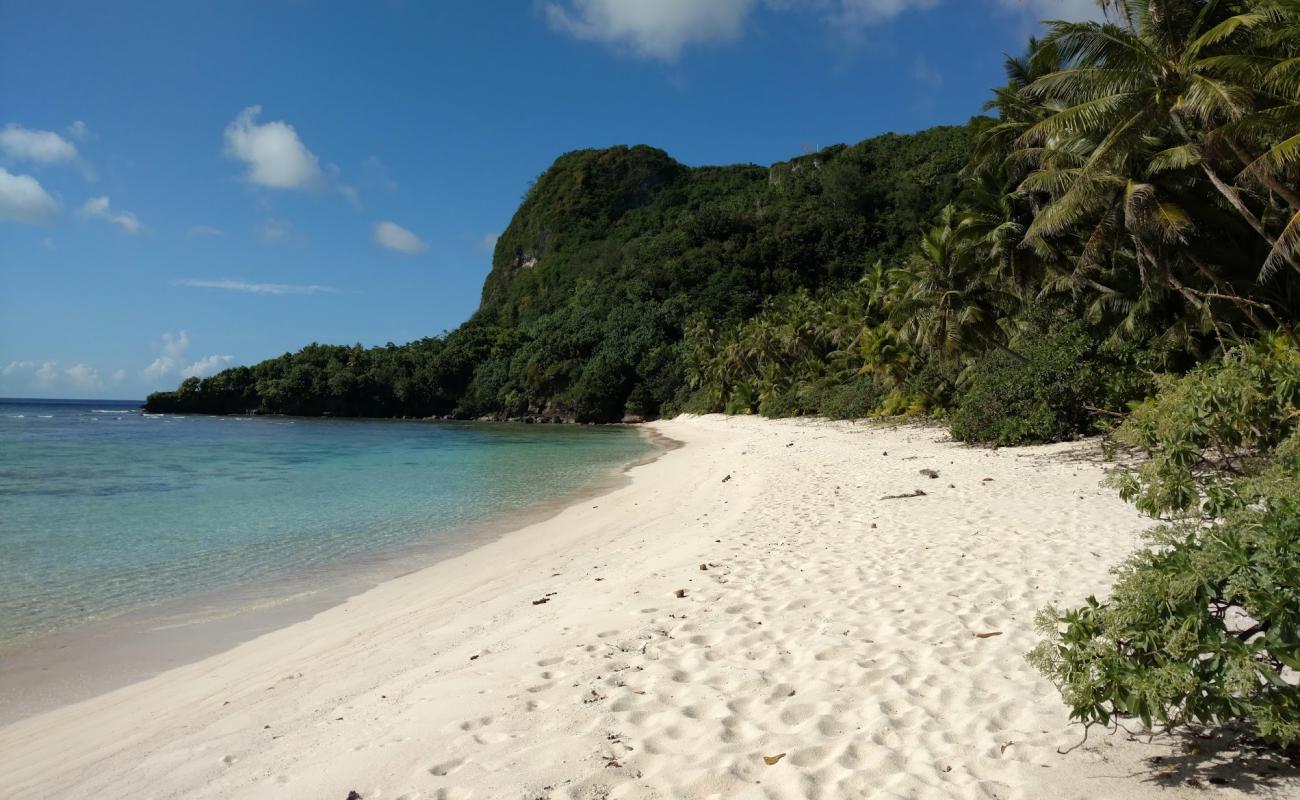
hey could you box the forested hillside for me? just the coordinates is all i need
[145,125,974,420]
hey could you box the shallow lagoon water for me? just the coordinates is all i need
[0,398,652,649]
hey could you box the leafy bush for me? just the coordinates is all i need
[1029,336,1300,747]
[812,376,886,420]
[948,322,1111,445]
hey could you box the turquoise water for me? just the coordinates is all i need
[0,399,653,648]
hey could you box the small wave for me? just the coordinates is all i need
[142,413,165,418]
[7,414,24,418]
[37,415,53,419]
[92,410,134,414]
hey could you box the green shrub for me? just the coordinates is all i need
[813,375,886,420]
[1029,335,1300,747]
[948,322,1109,445]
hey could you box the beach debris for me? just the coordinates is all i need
[675,589,687,598]
[882,451,888,456]
[469,654,480,661]
[1000,741,1015,754]
[346,791,363,800]
[699,563,708,571]
[881,489,927,500]
[974,631,1003,639]
[532,597,551,605]
[920,469,939,479]
[763,753,787,766]
[982,477,994,482]
[721,474,732,483]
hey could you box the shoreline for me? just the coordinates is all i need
[1,415,1294,799]
[0,425,672,726]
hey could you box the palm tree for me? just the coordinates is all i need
[1017,0,1300,279]
[891,206,1025,363]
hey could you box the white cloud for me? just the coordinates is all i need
[223,106,325,190]
[994,0,1107,22]
[546,0,755,60]
[181,354,234,379]
[545,0,944,59]
[187,224,225,237]
[0,124,78,164]
[81,195,143,234]
[140,330,233,383]
[64,363,101,389]
[178,279,339,295]
[0,167,59,224]
[35,361,58,386]
[142,330,190,380]
[373,220,428,254]
[2,360,35,376]
[110,368,127,384]
[259,217,294,244]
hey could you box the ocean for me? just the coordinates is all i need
[0,398,654,650]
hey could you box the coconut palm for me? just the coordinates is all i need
[891,206,1024,363]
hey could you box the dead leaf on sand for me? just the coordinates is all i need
[974,631,1003,639]
[532,597,550,606]
[675,589,687,598]
[763,753,786,765]
[881,489,927,500]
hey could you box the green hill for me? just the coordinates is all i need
[145,124,975,421]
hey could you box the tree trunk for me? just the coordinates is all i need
[1225,137,1300,212]
[1169,113,1300,278]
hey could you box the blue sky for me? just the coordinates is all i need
[0,0,1104,400]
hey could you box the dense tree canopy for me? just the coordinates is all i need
[146,126,973,420]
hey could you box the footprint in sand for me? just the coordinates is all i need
[457,716,493,732]
[429,757,466,776]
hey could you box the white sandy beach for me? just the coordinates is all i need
[1,414,1296,800]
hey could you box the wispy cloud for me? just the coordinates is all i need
[177,279,340,295]
[993,0,1107,23]
[361,156,397,193]
[187,224,225,238]
[913,53,942,89]
[81,195,143,234]
[258,217,294,244]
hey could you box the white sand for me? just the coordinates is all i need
[2,415,1295,800]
